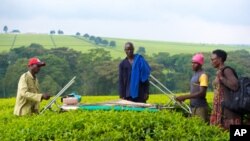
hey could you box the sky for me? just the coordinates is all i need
[1,0,250,44]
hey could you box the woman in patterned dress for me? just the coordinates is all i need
[209,49,241,130]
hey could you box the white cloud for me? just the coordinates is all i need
[1,0,250,44]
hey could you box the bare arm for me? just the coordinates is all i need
[175,86,207,102]
[220,68,238,91]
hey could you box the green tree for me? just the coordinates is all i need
[49,47,81,74]
[39,54,71,89]
[40,75,60,95]
[4,58,28,97]
[0,53,9,97]
[50,30,55,34]
[9,43,46,60]
[95,37,102,45]
[136,46,146,55]
[0,53,9,77]
[153,52,171,68]
[93,59,120,94]
[146,58,165,94]
[3,25,8,33]
[89,36,95,42]
[78,48,113,95]
[227,50,250,76]
[83,33,89,38]
[58,30,64,34]
[109,41,116,47]
[102,40,109,46]
[11,29,20,33]
[76,32,81,36]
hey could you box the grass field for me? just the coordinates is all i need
[0,93,230,141]
[104,37,250,55]
[1,33,249,58]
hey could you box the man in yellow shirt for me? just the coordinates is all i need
[175,53,209,122]
[14,57,50,116]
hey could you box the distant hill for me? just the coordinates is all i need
[0,34,249,58]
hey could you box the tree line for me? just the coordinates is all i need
[2,25,20,33]
[0,43,249,98]
[82,33,116,47]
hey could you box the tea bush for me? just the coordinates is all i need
[0,94,228,141]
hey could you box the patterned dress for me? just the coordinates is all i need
[210,71,241,130]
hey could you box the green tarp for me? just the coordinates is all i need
[78,105,159,112]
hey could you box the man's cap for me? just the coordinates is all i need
[192,53,204,65]
[28,57,46,67]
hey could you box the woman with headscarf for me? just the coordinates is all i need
[175,53,209,122]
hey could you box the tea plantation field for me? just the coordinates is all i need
[0,93,229,140]
[1,34,249,58]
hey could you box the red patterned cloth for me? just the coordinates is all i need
[210,73,241,130]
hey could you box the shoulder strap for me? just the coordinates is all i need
[221,66,238,79]
[221,66,239,91]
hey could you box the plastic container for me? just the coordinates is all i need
[63,97,78,105]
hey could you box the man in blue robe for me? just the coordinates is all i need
[119,42,151,103]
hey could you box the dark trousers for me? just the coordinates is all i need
[125,97,146,103]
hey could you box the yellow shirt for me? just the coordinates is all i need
[14,71,43,116]
[199,74,208,87]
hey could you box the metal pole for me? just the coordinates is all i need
[40,76,76,114]
[149,75,191,114]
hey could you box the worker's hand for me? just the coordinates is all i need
[42,93,51,100]
[175,96,186,102]
[216,69,223,82]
